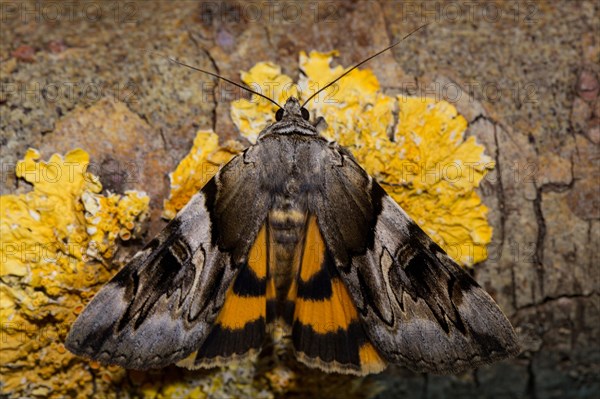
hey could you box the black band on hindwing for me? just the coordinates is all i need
[292,320,367,366]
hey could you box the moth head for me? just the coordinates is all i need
[276,97,310,122]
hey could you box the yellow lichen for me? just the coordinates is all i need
[0,149,149,398]
[230,63,299,143]
[162,130,244,219]
[228,51,495,266]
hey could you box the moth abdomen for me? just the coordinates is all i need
[267,207,308,303]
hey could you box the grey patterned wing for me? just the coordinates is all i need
[65,150,271,369]
[313,145,520,374]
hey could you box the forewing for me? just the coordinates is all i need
[65,149,271,369]
[312,145,520,374]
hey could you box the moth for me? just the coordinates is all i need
[66,26,519,375]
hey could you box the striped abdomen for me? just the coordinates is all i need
[267,207,307,303]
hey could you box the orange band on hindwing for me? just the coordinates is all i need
[291,216,387,375]
[178,225,268,369]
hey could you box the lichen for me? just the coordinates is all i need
[230,51,495,266]
[162,130,244,220]
[0,149,149,398]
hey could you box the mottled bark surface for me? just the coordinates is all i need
[1,1,598,398]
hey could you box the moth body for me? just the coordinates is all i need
[66,97,519,375]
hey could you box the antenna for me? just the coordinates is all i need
[147,50,283,109]
[301,23,431,108]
